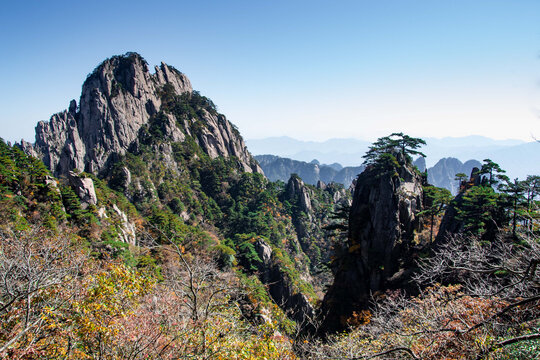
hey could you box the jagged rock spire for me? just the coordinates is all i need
[20,52,261,176]
[321,155,424,333]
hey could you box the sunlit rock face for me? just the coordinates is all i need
[22,52,261,177]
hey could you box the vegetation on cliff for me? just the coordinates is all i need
[1,53,538,359]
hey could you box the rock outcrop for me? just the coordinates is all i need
[285,175,313,215]
[111,204,137,245]
[435,167,481,245]
[321,153,424,332]
[67,171,97,209]
[21,52,261,176]
[254,239,314,324]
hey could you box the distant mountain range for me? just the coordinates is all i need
[247,136,539,181]
[256,154,482,194]
[414,157,482,194]
[255,155,364,187]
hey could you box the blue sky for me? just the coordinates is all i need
[1,0,540,143]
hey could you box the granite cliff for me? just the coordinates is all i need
[321,152,424,332]
[21,52,261,177]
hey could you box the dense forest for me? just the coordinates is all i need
[1,53,539,359]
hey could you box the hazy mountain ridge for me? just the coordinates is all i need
[247,136,539,180]
[427,158,483,194]
[255,154,364,187]
[256,154,482,194]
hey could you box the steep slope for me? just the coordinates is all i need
[321,152,424,332]
[13,53,338,335]
[0,137,302,359]
[281,175,351,279]
[21,52,261,177]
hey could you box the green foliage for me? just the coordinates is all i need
[212,243,236,269]
[0,139,67,228]
[477,158,508,188]
[148,206,212,248]
[159,84,217,123]
[453,159,539,240]
[457,185,502,237]
[60,184,85,222]
[420,185,453,241]
[237,272,297,336]
[234,234,263,272]
[363,132,426,166]
[139,112,171,145]
[101,238,137,267]
[372,152,400,177]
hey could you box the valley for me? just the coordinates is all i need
[0,53,539,359]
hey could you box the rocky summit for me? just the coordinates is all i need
[321,151,424,332]
[20,52,261,177]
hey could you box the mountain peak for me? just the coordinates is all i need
[21,53,260,177]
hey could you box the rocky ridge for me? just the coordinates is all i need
[427,158,482,195]
[254,239,315,323]
[21,52,261,177]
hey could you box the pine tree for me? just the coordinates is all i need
[419,185,452,242]
[363,132,426,165]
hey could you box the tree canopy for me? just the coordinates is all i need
[363,132,426,165]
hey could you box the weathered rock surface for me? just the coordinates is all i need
[195,109,262,173]
[427,158,482,195]
[254,239,314,323]
[112,204,137,245]
[68,171,97,209]
[285,175,313,215]
[22,52,261,176]
[435,167,481,244]
[321,153,424,332]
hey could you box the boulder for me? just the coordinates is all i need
[68,171,97,208]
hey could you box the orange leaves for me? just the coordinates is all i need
[307,284,524,360]
[346,310,372,327]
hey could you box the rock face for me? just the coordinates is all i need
[68,171,97,209]
[254,239,314,324]
[435,167,481,245]
[285,175,313,215]
[195,109,261,173]
[22,52,261,176]
[413,157,426,172]
[321,153,423,332]
[112,204,137,245]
